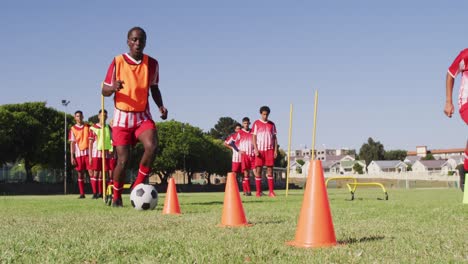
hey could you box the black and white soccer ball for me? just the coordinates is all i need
[130,184,158,210]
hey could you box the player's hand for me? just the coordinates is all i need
[159,106,168,120]
[254,149,259,157]
[112,80,125,92]
[89,157,92,166]
[274,149,278,159]
[444,102,454,118]
[71,157,76,166]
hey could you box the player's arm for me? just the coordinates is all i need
[70,141,76,166]
[273,134,278,158]
[445,72,455,118]
[252,134,259,156]
[88,137,94,165]
[101,60,124,97]
[150,84,168,120]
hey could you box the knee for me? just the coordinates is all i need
[144,142,157,154]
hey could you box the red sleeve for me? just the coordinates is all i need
[103,59,116,86]
[68,128,74,142]
[448,49,468,78]
[251,121,258,135]
[271,122,277,135]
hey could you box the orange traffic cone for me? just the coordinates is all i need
[162,177,181,215]
[287,160,337,248]
[220,173,252,227]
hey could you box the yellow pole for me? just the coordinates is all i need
[311,90,318,161]
[286,104,293,197]
[101,94,106,202]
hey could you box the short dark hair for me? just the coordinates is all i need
[74,110,83,115]
[259,106,270,114]
[127,26,147,40]
[242,117,250,122]
[234,123,241,128]
[98,109,108,114]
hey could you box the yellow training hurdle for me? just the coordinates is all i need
[326,176,388,201]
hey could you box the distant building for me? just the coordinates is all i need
[367,160,408,174]
[407,146,464,159]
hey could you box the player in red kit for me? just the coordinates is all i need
[69,110,92,198]
[235,117,255,196]
[224,124,242,186]
[102,27,168,207]
[445,48,468,192]
[252,106,278,197]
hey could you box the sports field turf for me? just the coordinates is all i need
[0,189,466,263]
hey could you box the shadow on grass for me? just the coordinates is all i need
[338,235,386,245]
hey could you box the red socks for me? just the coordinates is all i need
[267,175,275,194]
[255,177,262,195]
[243,177,251,193]
[78,177,85,195]
[112,181,123,202]
[97,174,103,195]
[90,176,97,195]
[133,165,151,188]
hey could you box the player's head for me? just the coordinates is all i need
[127,26,146,57]
[74,110,83,124]
[241,117,250,130]
[234,123,241,132]
[259,106,270,121]
[98,109,108,123]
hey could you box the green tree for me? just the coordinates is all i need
[275,147,287,168]
[384,150,407,161]
[359,137,385,167]
[201,137,230,185]
[0,102,70,182]
[353,162,364,174]
[423,153,435,160]
[209,117,239,140]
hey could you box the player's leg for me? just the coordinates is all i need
[266,166,276,197]
[132,124,157,188]
[458,139,468,192]
[112,145,130,206]
[76,157,86,198]
[265,149,276,197]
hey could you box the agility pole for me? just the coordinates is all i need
[285,103,293,197]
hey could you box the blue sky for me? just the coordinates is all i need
[1,0,467,152]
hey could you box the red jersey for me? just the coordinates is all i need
[235,129,255,156]
[251,119,277,151]
[225,134,241,162]
[448,48,468,108]
[103,53,159,129]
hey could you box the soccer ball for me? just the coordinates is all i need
[130,184,158,210]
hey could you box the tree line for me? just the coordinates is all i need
[0,102,286,183]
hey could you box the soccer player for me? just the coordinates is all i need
[102,27,168,207]
[88,109,112,199]
[69,110,91,198]
[252,106,278,197]
[235,117,255,196]
[224,123,242,187]
[445,49,468,192]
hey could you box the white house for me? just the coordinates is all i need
[339,160,366,174]
[412,160,451,175]
[367,160,408,174]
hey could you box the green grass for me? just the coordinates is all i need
[0,189,467,263]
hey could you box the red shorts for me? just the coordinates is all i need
[75,155,90,172]
[232,162,242,173]
[460,103,468,125]
[112,119,156,146]
[241,154,255,172]
[90,157,111,171]
[255,149,275,167]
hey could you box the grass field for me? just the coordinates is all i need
[0,189,467,263]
